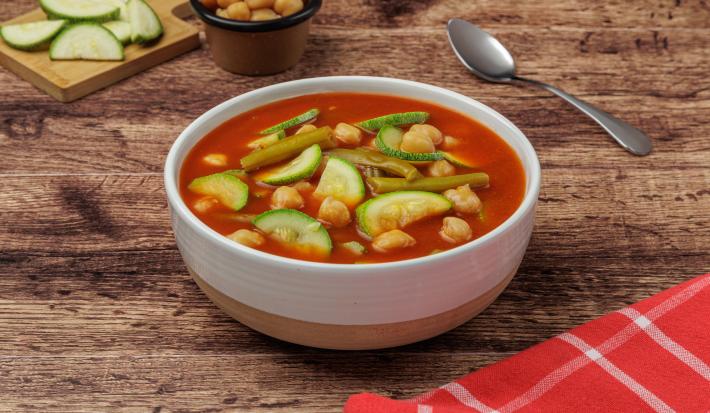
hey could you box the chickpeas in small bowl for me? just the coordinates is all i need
[190,0,321,75]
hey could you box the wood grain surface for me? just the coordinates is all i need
[1,0,708,411]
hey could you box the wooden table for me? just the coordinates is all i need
[1,1,708,411]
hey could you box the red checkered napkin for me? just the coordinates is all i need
[345,273,710,413]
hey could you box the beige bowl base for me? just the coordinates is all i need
[190,268,516,350]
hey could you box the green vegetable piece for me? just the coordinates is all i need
[103,20,131,45]
[356,191,452,237]
[253,209,332,257]
[442,152,477,169]
[366,173,489,194]
[127,0,163,44]
[313,156,365,207]
[260,109,319,135]
[375,125,444,162]
[247,130,286,150]
[355,111,429,131]
[40,0,120,22]
[49,23,124,61]
[0,20,66,51]
[188,172,249,211]
[341,241,367,256]
[258,144,322,185]
[327,148,421,181]
[240,126,334,171]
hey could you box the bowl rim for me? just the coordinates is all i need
[190,0,322,33]
[164,76,541,272]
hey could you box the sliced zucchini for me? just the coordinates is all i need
[0,20,66,51]
[223,169,248,179]
[260,108,319,135]
[253,209,332,256]
[247,130,286,150]
[40,0,120,22]
[102,20,131,45]
[341,241,366,256]
[356,191,452,237]
[313,156,365,207]
[127,0,163,44]
[375,125,444,162]
[257,144,322,185]
[49,23,125,61]
[356,112,429,132]
[443,152,476,169]
[107,0,129,21]
[188,172,249,211]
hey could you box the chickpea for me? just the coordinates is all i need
[291,181,313,192]
[443,184,482,214]
[334,123,362,146]
[428,160,456,177]
[317,196,351,228]
[203,153,227,166]
[201,0,219,10]
[400,131,435,153]
[274,0,304,16]
[439,217,472,243]
[295,124,317,135]
[193,197,219,213]
[227,229,265,248]
[226,1,250,19]
[372,229,416,253]
[442,135,460,150]
[271,186,304,209]
[250,7,279,20]
[217,0,240,9]
[215,7,229,17]
[410,124,443,145]
[246,0,275,8]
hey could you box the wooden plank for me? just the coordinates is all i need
[0,27,708,173]
[0,249,702,356]
[0,169,707,255]
[2,0,710,29]
[0,0,199,102]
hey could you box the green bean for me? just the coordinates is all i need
[240,126,334,171]
[366,173,489,194]
[327,148,421,181]
[363,165,386,177]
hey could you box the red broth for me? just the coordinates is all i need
[180,92,526,263]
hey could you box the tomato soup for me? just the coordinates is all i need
[180,93,525,264]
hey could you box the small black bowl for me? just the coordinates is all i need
[190,0,322,75]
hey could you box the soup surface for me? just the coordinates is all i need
[180,93,525,263]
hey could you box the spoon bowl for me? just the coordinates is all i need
[447,19,516,83]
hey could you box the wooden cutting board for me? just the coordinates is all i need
[0,0,199,102]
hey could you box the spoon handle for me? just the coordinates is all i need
[515,77,652,156]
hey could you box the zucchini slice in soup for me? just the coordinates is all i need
[355,111,429,132]
[257,144,322,185]
[188,172,249,211]
[260,109,319,135]
[253,209,332,256]
[313,156,365,207]
[375,125,444,162]
[356,191,452,237]
[442,152,477,169]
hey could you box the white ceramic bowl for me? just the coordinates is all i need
[164,76,540,350]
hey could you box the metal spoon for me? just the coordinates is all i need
[447,19,652,156]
